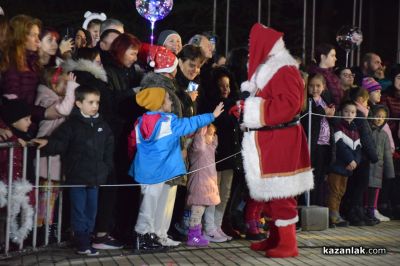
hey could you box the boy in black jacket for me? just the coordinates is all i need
[34,86,114,256]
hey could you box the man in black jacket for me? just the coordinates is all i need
[34,85,114,256]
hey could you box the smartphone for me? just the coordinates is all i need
[187,81,199,92]
[62,27,74,41]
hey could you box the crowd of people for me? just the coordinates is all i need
[0,8,399,258]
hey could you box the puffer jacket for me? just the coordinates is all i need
[368,105,395,188]
[43,109,114,186]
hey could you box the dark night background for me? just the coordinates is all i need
[0,0,398,67]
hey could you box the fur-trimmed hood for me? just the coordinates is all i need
[140,71,176,92]
[62,58,108,82]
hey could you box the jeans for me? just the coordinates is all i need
[70,187,99,234]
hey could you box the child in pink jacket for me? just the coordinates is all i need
[34,67,79,242]
[186,125,220,246]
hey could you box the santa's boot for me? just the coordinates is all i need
[250,221,278,251]
[186,224,209,247]
[265,223,298,258]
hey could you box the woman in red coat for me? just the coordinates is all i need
[233,24,313,258]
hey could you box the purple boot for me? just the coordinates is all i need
[186,224,209,247]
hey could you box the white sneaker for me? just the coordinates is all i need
[158,237,181,247]
[217,227,232,241]
[374,209,390,222]
[204,229,227,243]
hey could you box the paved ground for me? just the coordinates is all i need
[1,220,400,266]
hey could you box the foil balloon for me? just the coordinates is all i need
[136,0,173,44]
[336,26,363,67]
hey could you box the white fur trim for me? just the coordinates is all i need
[82,11,107,30]
[62,59,108,82]
[9,179,34,244]
[254,49,299,90]
[275,215,299,227]
[243,97,264,128]
[269,38,285,56]
[2,94,18,100]
[0,181,7,208]
[240,80,258,95]
[246,39,298,95]
[242,131,314,201]
[154,58,178,74]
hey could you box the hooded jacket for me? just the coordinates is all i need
[128,111,214,184]
[368,105,395,188]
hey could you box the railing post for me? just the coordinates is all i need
[5,147,14,255]
[306,98,313,207]
[32,148,40,249]
[45,157,52,246]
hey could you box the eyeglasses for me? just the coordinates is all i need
[342,73,355,78]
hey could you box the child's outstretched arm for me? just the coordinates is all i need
[213,102,224,118]
[172,103,224,137]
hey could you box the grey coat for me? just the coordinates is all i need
[369,127,395,188]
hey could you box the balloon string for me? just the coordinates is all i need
[150,21,155,45]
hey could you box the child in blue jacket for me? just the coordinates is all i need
[128,87,223,252]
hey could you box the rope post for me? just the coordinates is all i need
[306,98,313,207]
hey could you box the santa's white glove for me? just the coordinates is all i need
[240,80,257,95]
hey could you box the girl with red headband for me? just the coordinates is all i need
[34,68,79,244]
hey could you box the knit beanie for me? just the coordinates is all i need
[0,99,31,126]
[82,11,107,30]
[362,77,382,93]
[136,87,166,111]
[157,30,180,46]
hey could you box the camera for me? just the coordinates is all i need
[187,81,199,92]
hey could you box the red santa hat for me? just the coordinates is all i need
[137,44,178,73]
[152,46,178,73]
[248,23,283,80]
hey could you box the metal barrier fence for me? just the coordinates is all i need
[0,142,63,257]
[2,104,397,257]
[0,141,241,257]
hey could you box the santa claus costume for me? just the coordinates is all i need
[238,24,314,258]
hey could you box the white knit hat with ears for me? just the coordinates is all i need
[82,11,107,30]
[0,6,4,16]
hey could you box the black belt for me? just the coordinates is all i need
[244,115,300,132]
